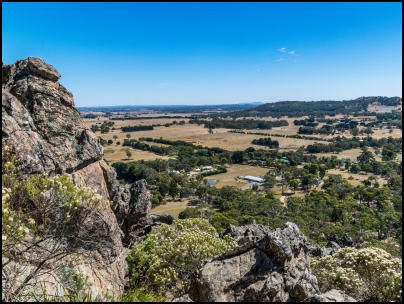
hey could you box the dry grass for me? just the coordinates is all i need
[203,164,269,188]
[84,115,401,164]
[367,128,402,139]
[314,148,364,161]
[102,146,171,163]
[89,121,321,151]
[150,200,189,219]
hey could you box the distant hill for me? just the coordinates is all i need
[234,96,402,117]
[78,102,263,114]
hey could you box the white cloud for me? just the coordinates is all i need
[288,50,296,55]
[275,58,285,62]
[278,47,286,53]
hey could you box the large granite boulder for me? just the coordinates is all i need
[2,57,151,300]
[191,223,320,302]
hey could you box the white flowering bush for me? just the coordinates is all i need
[127,218,236,297]
[311,247,402,301]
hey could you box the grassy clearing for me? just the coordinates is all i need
[314,148,364,161]
[326,168,387,186]
[203,164,269,188]
[150,200,189,219]
[103,146,172,163]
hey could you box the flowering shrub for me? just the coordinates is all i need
[2,140,111,301]
[127,218,236,297]
[312,247,402,301]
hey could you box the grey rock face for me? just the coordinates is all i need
[2,57,101,175]
[114,180,152,245]
[304,289,357,302]
[192,222,320,302]
[2,57,152,299]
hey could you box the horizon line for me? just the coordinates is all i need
[76,95,402,108]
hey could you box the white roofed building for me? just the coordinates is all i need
[239,175,264,183]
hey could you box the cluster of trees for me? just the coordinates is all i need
[123,139,170,156]
[298,122,364,135]
[82,113,98,119]
[139,137,195,147]
[91,121,115,133]
[111,115,189,120]
[306,136,402,154]
[229,130,332,142]
[113,161,203,206]
[179,171,402,255]
[348,148,401,177]
[190,118,288,130]
[293,117,319,127]
[263,162,328,193]
[251,137,280,148]
[121,125,154,132]
[375,112,402,129]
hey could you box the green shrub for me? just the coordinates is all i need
[126,218,236,297]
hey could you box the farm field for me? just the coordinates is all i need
[85,114,402,164]
[85,120,323,152]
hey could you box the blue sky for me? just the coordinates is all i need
[2,2,402,106]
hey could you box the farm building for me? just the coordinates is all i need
[239,175,264,183]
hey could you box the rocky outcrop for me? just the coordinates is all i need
[191,223,320,302]
[2,57,151,299]
[308,235,355,257]
[304,289,357,302]
[150,213,175,226]
[2,57,101,175]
